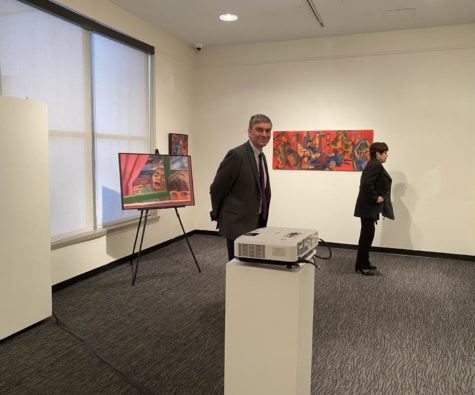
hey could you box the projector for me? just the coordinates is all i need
[234,227,319,263]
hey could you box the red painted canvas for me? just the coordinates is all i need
[119,153,194,210]
[273,130,373,171]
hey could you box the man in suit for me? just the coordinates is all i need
[210,114,272,261]
[354,142,395,275]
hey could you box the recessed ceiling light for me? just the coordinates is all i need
[219,13,238,22]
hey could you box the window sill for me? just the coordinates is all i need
[51,229,106,250]
[51,212,159,250]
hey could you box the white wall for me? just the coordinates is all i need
[193,24,475,256]
[46,10,475,284]
[51,0,197,284]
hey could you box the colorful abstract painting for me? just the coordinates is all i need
[273,130,374,171]
[119,153,194,210]
[169,133,188,155]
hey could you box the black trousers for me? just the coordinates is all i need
[226,238,235,262]
[226,213,267,261]
[356,217,376,266]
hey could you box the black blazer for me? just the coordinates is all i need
[354,158,394,220]
[210,141,271,240]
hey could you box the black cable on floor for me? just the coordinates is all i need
[315,238,332,260]
[52,312,156,395]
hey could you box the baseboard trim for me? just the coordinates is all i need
[322,241,475,262]
[193,230,474,262]
[192,229,220,236]
[52,229,474,292]
[52,232,191,292]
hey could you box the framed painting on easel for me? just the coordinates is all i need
[118,153,194,210]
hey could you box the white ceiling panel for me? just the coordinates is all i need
[109,0,475,47]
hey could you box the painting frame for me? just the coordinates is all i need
[118,153,195,210]
[273,130,374,171]
[168,133,188,156]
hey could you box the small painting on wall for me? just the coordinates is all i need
[273,130,374,171]
[169,133,188,156]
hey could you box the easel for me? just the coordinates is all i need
[129,148,201,286]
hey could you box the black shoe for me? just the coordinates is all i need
[367,264,377,270]
[355,268,375,276]
[355,265,375,276]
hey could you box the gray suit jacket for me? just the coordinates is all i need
[210,141,271,240]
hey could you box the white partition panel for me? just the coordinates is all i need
[0,96,52,340]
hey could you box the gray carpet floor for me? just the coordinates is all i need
[0,234,474,394]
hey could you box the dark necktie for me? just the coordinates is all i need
[258,153,268,220]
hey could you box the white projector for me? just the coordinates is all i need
[234,227,319,263]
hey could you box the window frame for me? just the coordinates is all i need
[18,0,154,55]
[4,0,156,244]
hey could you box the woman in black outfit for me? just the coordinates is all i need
[354,142,394,275]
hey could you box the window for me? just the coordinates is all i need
[92,33,151,226]
[0,0,153,239]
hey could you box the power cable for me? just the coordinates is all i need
[298,237,332,268]
[52,312,156,395]
[315,238,332,260]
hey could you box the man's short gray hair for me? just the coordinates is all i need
[249,114,272,129]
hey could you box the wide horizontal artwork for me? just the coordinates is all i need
[119,153,194,210]
[273,130,374,171]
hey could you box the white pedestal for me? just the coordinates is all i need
[225,260,315,395]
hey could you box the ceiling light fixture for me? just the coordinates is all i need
[219,13,238,22]
[305,0,324,27]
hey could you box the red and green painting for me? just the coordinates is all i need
[273,130,374,171]
[118,153,194,210]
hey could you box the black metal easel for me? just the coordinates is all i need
[174,206,201,273]
[129,207,202,286]
[130,208,149,286]
[129,148,201,286]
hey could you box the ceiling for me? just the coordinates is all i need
[109,0,475,48]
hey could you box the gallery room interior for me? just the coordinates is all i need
[1,0,474,393]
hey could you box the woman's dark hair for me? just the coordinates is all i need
[369,142,389,159]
